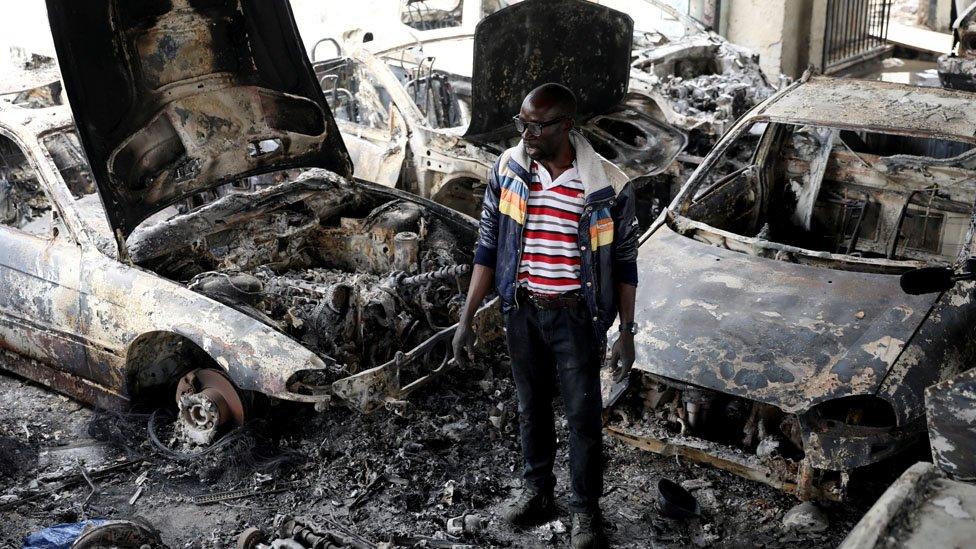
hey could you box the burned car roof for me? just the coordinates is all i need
[46,0,353,237]
[758,77,976,143]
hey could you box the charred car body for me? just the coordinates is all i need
[607,76,976,501]
[0,0,484,445]
[311,0,689,218]
[938,2,976,92]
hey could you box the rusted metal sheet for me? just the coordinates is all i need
[606,425,842,501]
[757,77,976,144]
[877,279,976,424]
[0,348,126,411]
[926,367,976,480]
[633,223,936,414]
[464,0,634,139]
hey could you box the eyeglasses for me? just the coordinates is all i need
[512,115,566,137]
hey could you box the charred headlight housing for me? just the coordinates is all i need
[808,395,897,429]
[800,396,922,470]
[286,368,339,396]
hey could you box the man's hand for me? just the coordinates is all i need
[452,264,495,367]
[607,332,636,382]
[452,322,476,367]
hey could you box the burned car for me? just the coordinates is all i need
[938,1,976,91]
[311,0,687,218]
[606,76,976,501]
[0,0,485,445]
[0,51,63,109]
[624,0,777,156]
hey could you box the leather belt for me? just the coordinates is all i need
[518,287,582,310]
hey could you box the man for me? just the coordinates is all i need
[452,83,638,549]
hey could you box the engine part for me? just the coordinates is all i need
[393,231,420,273]
[175,368,246,445]
[399,264,470,286]
[187,271,264,307]
[237,527,268,549]
[682,387,714,430]
[71,518,167,549]
[275,515,373,549]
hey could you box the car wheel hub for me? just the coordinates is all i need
[176,369,245,445]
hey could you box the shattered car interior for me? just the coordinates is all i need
[0,135,54,233]
[607,77,976,502]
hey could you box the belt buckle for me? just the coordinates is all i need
[529,292,546,308]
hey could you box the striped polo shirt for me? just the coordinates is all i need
[517,160,584,293]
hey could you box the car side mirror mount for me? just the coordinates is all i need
[900,266,964,295]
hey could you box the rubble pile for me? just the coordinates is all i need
[654,42,776,154]
[0,360,869,548]
[662,63,772,136]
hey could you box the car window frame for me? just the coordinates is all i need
[0,126,79,246]
[670,116,976,262]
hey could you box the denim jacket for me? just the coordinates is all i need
[474,131,639,341]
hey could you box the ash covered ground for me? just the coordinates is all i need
[0,350,903,548]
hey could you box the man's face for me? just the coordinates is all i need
[518,99,571,162]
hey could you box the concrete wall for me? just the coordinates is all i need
[719,0,824,79]
[722,0,786,78]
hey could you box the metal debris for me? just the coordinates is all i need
[783,501,829,533]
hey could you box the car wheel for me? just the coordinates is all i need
[174,368,247,445]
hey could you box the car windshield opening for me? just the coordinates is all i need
[681,121,976,265]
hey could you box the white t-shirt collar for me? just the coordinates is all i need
[534,160,579,191]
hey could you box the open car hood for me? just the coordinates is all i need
[47,0,353,237]
[464,0,634,140]
[633,225,939,414]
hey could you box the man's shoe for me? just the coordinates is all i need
[571,510,604,549]
[501,489,556,526]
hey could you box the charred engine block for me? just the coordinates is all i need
[184,196,471,377]
[251,263,467,372]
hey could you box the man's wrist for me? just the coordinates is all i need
[619,320,637,335]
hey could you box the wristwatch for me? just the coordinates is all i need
[619,321,637,335]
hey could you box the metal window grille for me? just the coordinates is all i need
[822,0,893,72]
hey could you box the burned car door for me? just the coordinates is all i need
[314,56,408,188]
[0,132,87,378]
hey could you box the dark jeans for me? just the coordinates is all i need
[505,298,604,513]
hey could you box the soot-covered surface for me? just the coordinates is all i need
[0,350,893,548]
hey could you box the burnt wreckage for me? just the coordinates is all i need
[0,0,489,446]
[938,2,976,92]
[312,0,773,224]
[625,0,776,155]
[311,0,693,218]
[607,76,976,501]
